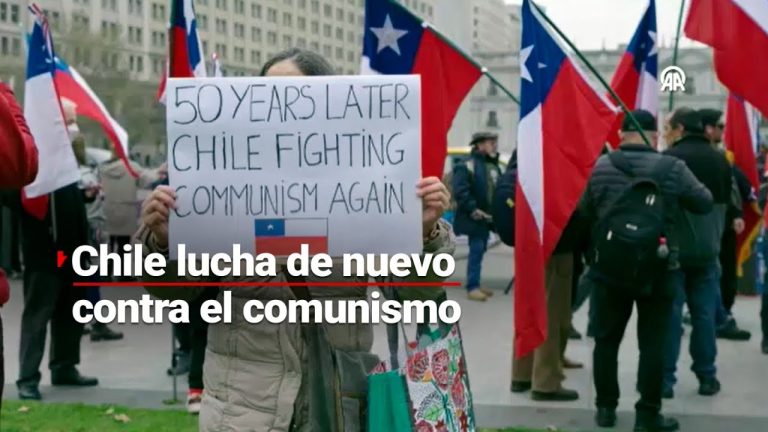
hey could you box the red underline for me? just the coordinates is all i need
[73,281,461,287]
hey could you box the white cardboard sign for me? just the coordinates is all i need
[166,75,422,258]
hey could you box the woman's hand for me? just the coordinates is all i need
[141,185,177,249]
[417,177,450,238]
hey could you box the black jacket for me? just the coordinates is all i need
[581,144,713,267]
[664,135,732,265]
[451,150,501,237]
[18,183,90,272]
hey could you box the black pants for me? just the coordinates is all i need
[719,228,737,313]
[1,310,5,410]
[592,275,673,418]
[189,288,217,390]
[17,269,85,387]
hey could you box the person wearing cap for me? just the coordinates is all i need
[451,132,502,301]
[581,109,712,431]
[662,107,733,402]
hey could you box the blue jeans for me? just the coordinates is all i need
[466,234,488,291]
[664,262,720,388]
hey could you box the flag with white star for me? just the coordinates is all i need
[514,0,617,357]
[361,0,482,178]
[607,0,658,147]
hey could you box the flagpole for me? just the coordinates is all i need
[388,0,520,105]
[530,1,652,148]
[668,0,686,112]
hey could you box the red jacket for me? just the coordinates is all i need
[0,82,38,305]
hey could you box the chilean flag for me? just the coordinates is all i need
[607,0,657,147]
[515,0,618,357]
[685,0,768,117]
[53,57,136,177]
[157,0,206,102]
[724,93,762,275]
[22,6,80,214]
[361,0,482,178]
[255,218,329,256]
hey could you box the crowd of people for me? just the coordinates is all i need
[1,47,768,432]
[451,107,768,432]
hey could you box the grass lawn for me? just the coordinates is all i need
[1,400,197,432]
[1,400,548,432]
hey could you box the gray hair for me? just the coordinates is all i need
[260,48,335,77]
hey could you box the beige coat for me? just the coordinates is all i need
[137,220,455,432]
[101,159,156,236]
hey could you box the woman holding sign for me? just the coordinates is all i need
[137,49,455,432]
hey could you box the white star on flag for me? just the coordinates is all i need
[520,45,534,82]
[267,224,274,230]
[647,31,658,57]
[371,14,409,55]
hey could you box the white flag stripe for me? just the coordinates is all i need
[285,219,328,237]
[636,70,658,114]
[517,105,545,239]
[23,74,81,198]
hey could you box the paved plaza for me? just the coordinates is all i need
[3,245,768,431]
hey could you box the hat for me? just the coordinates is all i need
[621,109,657,132]
[470,132,498,146]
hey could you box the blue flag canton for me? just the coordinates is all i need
[362,0,424,74]
[519,0,566,118]
[26,23,55,80]
[626,0,658,77]
[254,219,286,237]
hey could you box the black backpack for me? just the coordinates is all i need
[590,152,674,290]
[492,163,517,247]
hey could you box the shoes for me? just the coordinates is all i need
[187,389,203,415]
[531,387,579,401]
[563,357,584,369]
[762,340,768,354]
[18,385,42,400]
[716,317,751,341]
[568,325,583,340]
[466,290,487,302]
[662,386,674,399]
[167,351,191,376]
[91,323,124,342]
[479,287,495,297]
[698,376,721,396]
[51,368,99,387]
[595,407,617,428]
[510,381,532,393]
[634,415,680,432]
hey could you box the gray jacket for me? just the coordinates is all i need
[581,144,713,268]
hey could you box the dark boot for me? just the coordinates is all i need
[717,317,751,341]
[510,381,531,393]
[698,376,721,396]
[167,350,191,376]
[634,415,679,432]
[90,323,124,342]
[18,384,42,400]
[531,387,579,401]
[595,407,617,428]
[51,368,99,386]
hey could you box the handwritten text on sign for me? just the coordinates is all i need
[166,75,422,258]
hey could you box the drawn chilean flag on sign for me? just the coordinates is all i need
[254,218,329,256]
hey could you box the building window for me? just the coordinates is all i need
[198,15,208,30]
[347,51,355,62]
[283,12,292,26]
[215,18,228,34]
[488,84,499,96]
[235,47,244,62]
[251,3,261,18]
[252,27,262,42]
[216,0,228,10]
[297,17,306,30]
[323,44,331,57]
[311,1,319,13]
[268,8,277,23]
[267,31,277,44]
[323,24,331,37]
[336,47,343,60]
[128,0,144,16]
[298,0,306,8]
[486,111,499,128]
[348,11,355,24]
[235,23,245,38]
[235,0,245,14]
[310,42,319,52]
[297,37,306,48]
[323,4,331,17]
[283,35,292,48]
[251,49,261,65]
[336,8,343,20]
[311,21,319,34]
[336,28,343,41]
[102,0,117,11]
[9,4,19,23]
[347,31,355,43]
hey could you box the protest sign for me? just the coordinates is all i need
[166,75,422,258]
